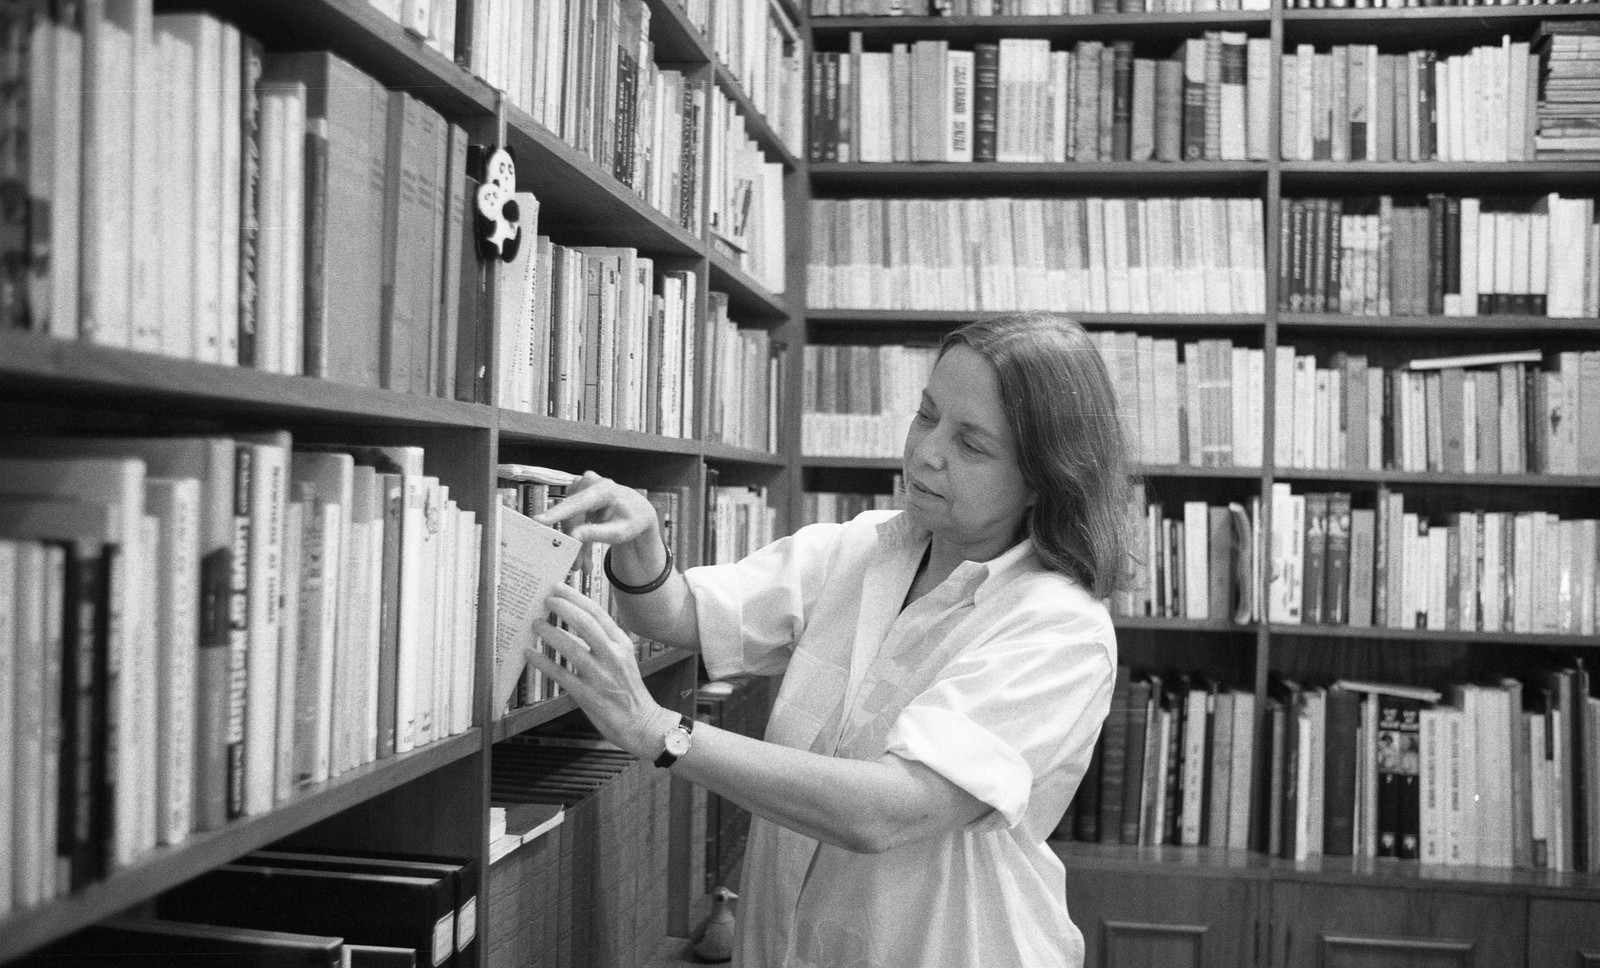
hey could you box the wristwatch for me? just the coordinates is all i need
[654,714,694,768]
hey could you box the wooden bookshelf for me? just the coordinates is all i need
[0,0,806,962]
[794,1,1600,964]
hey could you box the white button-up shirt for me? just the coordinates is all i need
[684,509,1117,968]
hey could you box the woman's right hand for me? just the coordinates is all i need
[531,471,661,548]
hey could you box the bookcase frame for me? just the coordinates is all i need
[798,3,1600,965]
[0,0,804,962]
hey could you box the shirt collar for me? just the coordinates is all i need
[875,511,1041,604]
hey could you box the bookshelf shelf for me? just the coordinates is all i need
[1139,464,1265,479]
[807,309,1271,329]
[1279,3,1600,43]
[801,455,900,469]
[1270,468,1600,490]
[713,62,802,172]
[1112,616,1258,634]
[1267,624,1597,649]
[497,410,706,455]
[809,11,1273,42]
[503,106,705,258]
[0,330,497,428]
[708,249,792,319]
[0,731,483,965]
[1276,312,1600,334]
[643,0,717,64]
[702,440,789,466]
[1278,161,1600,194]
[808,160,1270,193]
[491,649,696,743]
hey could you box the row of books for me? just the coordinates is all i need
[0,8,485,398]
[0,436,477,917]
[800,343,939,456]
[496,204,703,437]
[703,295,784,453]
[801,488,905,526]
[711,0,806,157]
[1266,485,1598,635]
[21,846,477,966]
[1097,333,1266,468]
[476,0,705,233]
[694,676,777,893]
[707,89,789,296]
[810,0,1270,15]
[487,800,566,967]
[807,196,1268,313]
[367,0,459,59]
[1061,670,1600,875]
[492,466,687,713]
[1273,349,1600,476]
[705,485,780,568]
[810,32,1271,164]
[492,735,673,968]
[1280,40,1538,163]
[1537,24,1600,158]
[1114,493,1259,623]
[1280,194,1600,318]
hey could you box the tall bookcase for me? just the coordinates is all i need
[0,0,803,964]
[799,3,1600,967]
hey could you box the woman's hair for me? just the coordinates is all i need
[940,312,1132,598]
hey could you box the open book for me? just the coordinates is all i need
[494,506,582,712]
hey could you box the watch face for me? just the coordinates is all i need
[664,728,692,757]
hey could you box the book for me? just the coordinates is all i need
[494,506,583,712]
[18,915,343,967]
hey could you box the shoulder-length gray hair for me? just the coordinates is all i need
[941,312,1132,597]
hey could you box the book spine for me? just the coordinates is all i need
[972,43,999,163]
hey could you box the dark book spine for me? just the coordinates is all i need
[302,124,330,380]
[1322,688,1361,856]
[1073,736,1103,842]
[678,84,699,233]
[1418,50,1436,161]
[808,53,826,163]
[1121,680,1151,845]
[1377,696,1423,859]
[1097,667,1133,843]
[1443,196,1460,311]
[1326,198,1343,314]
[972,43,999,163]
[1302,492,1328,624]
[614,48,637,184]
[1182,42,1207,161]
[1110,41,1134,161]
[1426,194,1446,316]
[237,37,263,369]
[1322,492,1352,625]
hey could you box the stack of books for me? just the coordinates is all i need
[1535,21,1600,160]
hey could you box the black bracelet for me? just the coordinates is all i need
[603,541,674,595]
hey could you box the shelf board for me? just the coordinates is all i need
[1281,3,1600,43]
[644,0,716,64]
[713,62,802,172]
[701,440,790,466]
[809,11,1272,42]
[707,249,793,320]
[1271,467,1600,489]
[492,649,694,742]
[496,410,705,455]
[0,731,482,964]
[808,160,1268,194]
[1279,161,1600,193]
[502,106,704,258]
[1051,839,1600,898]
[1112,615,1259,634]
[188,0,495,119]
[0,331,496,428]
[1138,463,1264,479]
[806,309,1268,329]
[1277,312,1600,334]
[802,455,900,469]
[1268,623,1598,648]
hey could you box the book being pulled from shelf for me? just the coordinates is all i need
[1280,194,1599,319]
[1266,484,1598,635]
[811,31,1272,165]
[0,435,480,913]
[1273,348,1600,476]
[808,195,1267,314]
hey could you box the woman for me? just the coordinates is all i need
[528,312,1131,968]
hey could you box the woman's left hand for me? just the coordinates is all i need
[526,583,678,760]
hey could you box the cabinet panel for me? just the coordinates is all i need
[1271,882,1524,968]
[1528,898,1600,968]
[1062,866,1257,968]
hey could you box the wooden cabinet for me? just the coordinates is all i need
[1528,898,1600,968]
[1270,882,1524,968]
[1064,861,1263,968]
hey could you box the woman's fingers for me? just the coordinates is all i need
[525,648,583,697]
[530,618,599,676]
[530,478,610,529]
[547,586,628,654]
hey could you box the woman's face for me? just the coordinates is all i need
[902,344,1036,562]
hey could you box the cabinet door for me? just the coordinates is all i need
[1062,866,1259,968]
[1528,898,1600,968]
[1271,882,1524,968]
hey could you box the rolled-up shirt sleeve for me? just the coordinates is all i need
[882,627,1115,831]
[684,521,844,681]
